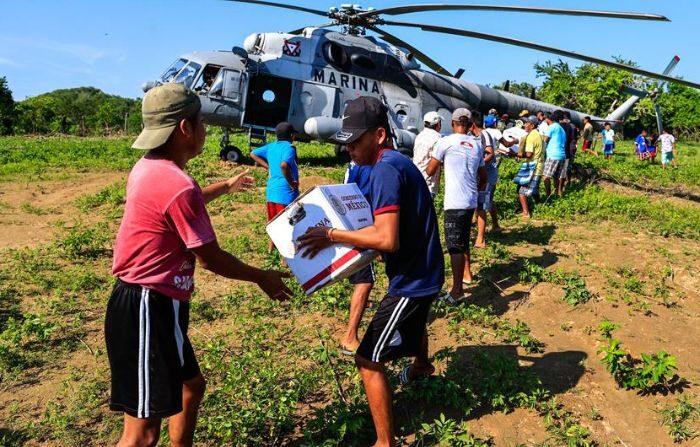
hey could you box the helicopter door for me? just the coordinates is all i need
[243,74,293,128]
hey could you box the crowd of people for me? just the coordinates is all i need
[105,83,684,447]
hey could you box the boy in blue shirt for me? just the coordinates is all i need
[250,122,300,251]
[298,96,444,447]
[635,129,649,161]
[602,122,615,160]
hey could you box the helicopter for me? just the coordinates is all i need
[142,1,700,162]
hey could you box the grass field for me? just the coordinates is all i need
[1,132,700,446]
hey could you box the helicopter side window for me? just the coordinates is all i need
[209,69,244,104]
[174,61,202,89]
[160,58,187,83]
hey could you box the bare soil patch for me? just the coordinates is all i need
[0,172,126,250]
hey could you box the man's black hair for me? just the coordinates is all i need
[424,121,440,130]
[470,110,483,127]
[551,110,564,122]
[584,116,591,122]
[275,122,295,142]
[604,122,611,126]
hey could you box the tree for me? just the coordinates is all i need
[494,80,539,100]
[533,58,700,138]
[0,76,15,135]
[12,87,142,135]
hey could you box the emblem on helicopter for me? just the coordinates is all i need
[282,39,301,57]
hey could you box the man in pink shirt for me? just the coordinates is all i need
[106,83,291,447]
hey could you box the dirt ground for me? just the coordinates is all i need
[1,172,699,446]
[0,172,127,249]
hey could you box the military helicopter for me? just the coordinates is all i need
[142,1,700,162]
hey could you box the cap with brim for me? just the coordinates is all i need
[332,96,389,144]
[452,108,471,122]
[132,83,201,150]
[526,115,539,125]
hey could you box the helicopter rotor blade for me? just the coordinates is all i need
[619,84,649,98]
[662,55,680,76]
[222,0,329,17]
[360,4,669,21]
[382,20,700,89]
[368,25,452,76]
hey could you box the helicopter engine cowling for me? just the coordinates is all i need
[303,116,342,140]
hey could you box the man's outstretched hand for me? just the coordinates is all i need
[257,269,293,301]
[225,169,255,193]
[297,226,334,259]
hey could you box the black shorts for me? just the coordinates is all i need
[105,279,200,419]
[356,294,436,363]
[444,208,475,255]
[348,263,375,285]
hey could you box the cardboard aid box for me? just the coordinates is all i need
[266,183,378,295]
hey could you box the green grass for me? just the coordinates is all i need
[577,139,700,189]
[1,134,698,446]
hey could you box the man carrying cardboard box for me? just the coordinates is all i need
[298,96,444,447]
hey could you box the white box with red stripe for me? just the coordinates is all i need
[266,183,378,295]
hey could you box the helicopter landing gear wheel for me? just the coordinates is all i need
[219,145,243,163]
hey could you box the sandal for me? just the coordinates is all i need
[438,292,464,305]
[339,345,357,357]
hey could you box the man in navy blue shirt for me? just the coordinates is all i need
[341,161,375,355]
[298,96,444,447]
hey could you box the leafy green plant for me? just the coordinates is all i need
[598,337,683,393]
[414,414,492,447]
[658,395,699,443]
[597,320,620,339]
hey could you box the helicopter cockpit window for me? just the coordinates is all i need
[174,61,202,89]
[209,69,243,103]
[193,64,222,93]
[160,58,187,83]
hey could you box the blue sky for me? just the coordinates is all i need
[0,0,697,100]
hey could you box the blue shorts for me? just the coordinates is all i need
[604,143,614,155]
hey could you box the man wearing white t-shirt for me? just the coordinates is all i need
[427,108,487,303]
[412,111,444,199]
[537,111,549,136]
[659,128,678,169]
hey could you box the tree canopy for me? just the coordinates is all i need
[3,85,142,136]
[532,59,700,138]
[0,77,14,135]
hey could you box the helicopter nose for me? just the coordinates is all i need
[142,81,157,93]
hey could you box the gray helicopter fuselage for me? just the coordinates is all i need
[148,27,626,150]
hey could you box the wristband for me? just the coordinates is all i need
[328,228,335,242]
